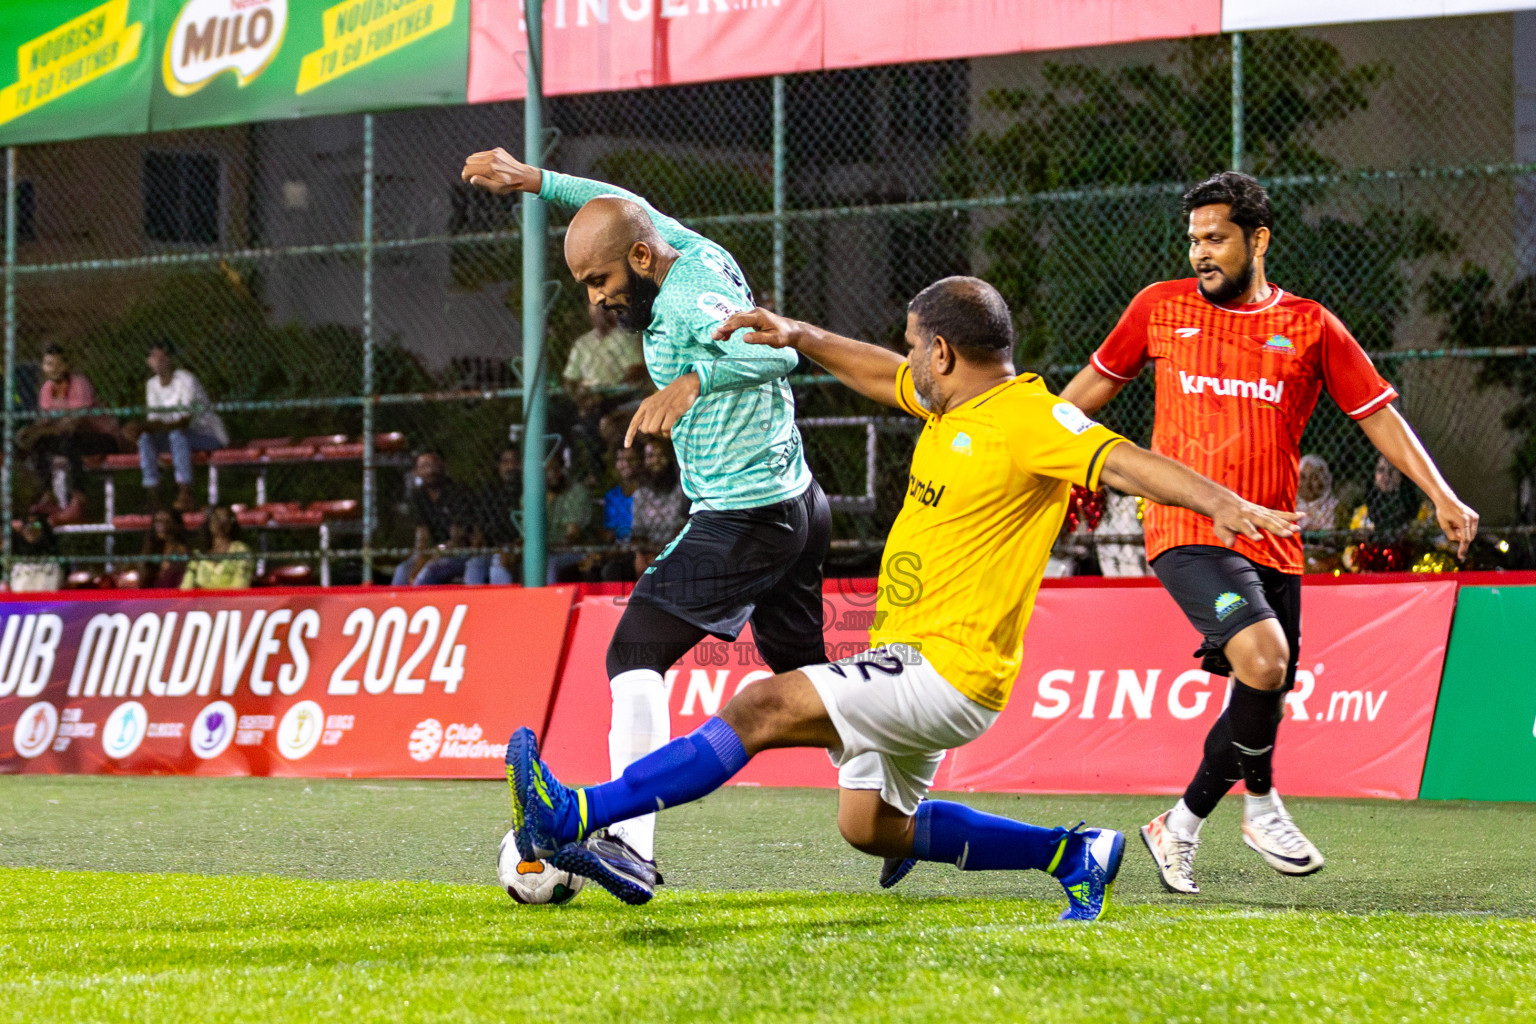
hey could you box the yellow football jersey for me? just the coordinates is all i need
[869,363,1129,710]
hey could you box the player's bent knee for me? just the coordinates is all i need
[836,812,887,855]
[718,675,799,748]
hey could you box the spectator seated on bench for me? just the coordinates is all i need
[182,505,254,591]
[125,340,228,513]
[465,444,521,586]
[393,451,476,586]
[138,508,191,590]
[18,343,124,488]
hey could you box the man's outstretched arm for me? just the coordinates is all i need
[1357,405,1479,558]
[1058,364,1127,416]
[1099,442,1300,548]
[462,147,698,251]
[715,308,906,409]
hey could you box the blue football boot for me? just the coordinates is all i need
[504,726,580,862]
[879,857,917,889]
[1050,821,1125,922]
[554,830,660,906]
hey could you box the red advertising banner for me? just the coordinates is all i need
[0,587,576,778]
[468,0,1219,103]
[542,579,1457,798]
[947,579,1458,799]
[541,592,861,787]
[824,0,1221,72]
[469,0,823,102]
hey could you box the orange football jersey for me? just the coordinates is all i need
[1091,279,1398,574]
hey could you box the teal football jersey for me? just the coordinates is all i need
[540,171,810,511]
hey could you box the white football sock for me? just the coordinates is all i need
[606,668,671,861]
[1244,789,1277,817]
[1166,798,1205,837]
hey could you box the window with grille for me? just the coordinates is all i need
[143,152,220,244]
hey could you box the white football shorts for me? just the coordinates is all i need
[801,643,998,816]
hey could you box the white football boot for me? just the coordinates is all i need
[1242,789,1325,876]
[1140,810,1201,895]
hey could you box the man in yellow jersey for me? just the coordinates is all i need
[503,277,1298,920]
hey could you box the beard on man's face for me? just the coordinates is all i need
[908,354,936,411]
[609,266,661,332]
[1195,240,1256,306]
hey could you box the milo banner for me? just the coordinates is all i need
[152,0,469,128]
[0,586,574,778]
[544,579,1457,798]
[0,0,152,146]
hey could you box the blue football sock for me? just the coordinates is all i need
[911,800,1072,873]
[572,717,750,841]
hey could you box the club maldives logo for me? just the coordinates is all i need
[102,700,148,760]
[191,701,236,760]
[1214,591,1249,622]
[162,0,288,97]
[1264,334,1296,352]
[408,721,502,761]
[12,702,59,759]
[276,700,323,760]
[408,718,443,762]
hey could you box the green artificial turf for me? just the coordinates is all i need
[1,777,1533,1023]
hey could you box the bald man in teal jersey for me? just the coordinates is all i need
[464,148,830,893]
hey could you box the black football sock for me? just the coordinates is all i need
[1181,709,1242,819]
[1227,678,1284,797]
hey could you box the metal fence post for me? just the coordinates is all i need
[1231,31,1245,174]
[362,114,377,584]
[522,0,547,588]
[2,147,15,581]
[772,74,786,312]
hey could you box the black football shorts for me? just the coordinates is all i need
[1150,544,1301,687]
[631,479,831,653]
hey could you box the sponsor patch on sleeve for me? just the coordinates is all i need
[1052,402,1100,436]
[697,291,746,323]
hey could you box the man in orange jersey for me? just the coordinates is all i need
[1061,171,1479,895]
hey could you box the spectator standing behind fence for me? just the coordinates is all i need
[585,443,646,582]
[127,340,228,513]
[562,304,648,485]
[563,301,646,393]
[139,508,190,590]
[1296,454,1343,573]
[1295,455,1340,532]
[18,344,123,487]
[394,451,477,586]
[465,445,522,586]
[546,453,594,584]
[1346,454,1431,572]
[180,505,253,591]
[10,514,61,593]
[622,437,689,579]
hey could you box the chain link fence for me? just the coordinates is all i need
[5,14,1536,587]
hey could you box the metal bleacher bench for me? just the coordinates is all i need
[65,432,409,586]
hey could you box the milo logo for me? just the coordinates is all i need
[163,0,288,96]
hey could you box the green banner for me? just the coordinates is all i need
[0,0,153,146]
[1420,585,1536,801]
[151,0,468,130]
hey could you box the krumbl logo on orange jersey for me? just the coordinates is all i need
[1178,370,1285,403]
